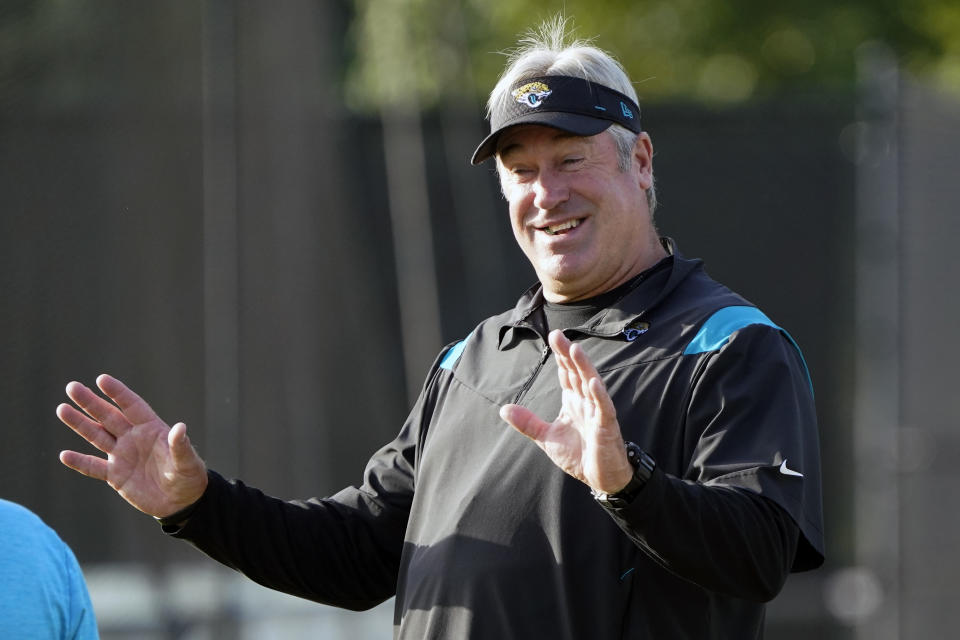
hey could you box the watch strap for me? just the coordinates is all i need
[593,441,656,508]
[154,499,202,527]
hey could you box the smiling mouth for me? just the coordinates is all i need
[541,218,583,236]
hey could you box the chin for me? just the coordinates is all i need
[537,253,586,279]
[539,274,587,301]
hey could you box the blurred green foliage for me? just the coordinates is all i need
[347,0,960,110]
[2,1,956,113]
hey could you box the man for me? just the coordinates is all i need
[0,499,100,639]
[58,22,823,639]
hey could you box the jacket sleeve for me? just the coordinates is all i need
[167,350,450,611]
[601,324,824,602]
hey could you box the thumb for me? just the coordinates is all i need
[500,404,549,442]
[168,422,198,468]
[165,422,208,508]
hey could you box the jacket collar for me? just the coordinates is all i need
[498,238,701,349]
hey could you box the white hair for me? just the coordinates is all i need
[488,17,657,213]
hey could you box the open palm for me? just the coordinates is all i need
[500,330,633,494]
[57,374,207,518]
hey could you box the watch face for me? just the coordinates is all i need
[624,441,644,468]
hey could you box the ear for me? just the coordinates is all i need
[632,132,654,190]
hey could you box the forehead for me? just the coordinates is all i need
[496,125,598,159]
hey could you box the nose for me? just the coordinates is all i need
[532,169,570,211]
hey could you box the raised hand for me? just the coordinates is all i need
[57,374,208,518]
[499,329,633,495]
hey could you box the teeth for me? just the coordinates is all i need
[544,219,581,235]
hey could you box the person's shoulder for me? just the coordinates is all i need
[0,500,98,639]
[451,285,542,346]
[656,257,752,325]
[438,311,508,366]
[0,499,83,596]
[0,498,51,532]
[0,498,76,561]
[682,262,749,303]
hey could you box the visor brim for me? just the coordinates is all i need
[470,112,614,165]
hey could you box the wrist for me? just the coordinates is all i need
[154,480,206,527]
[593,442,656,509]
[155,499,202,527]
[604,462,636,495]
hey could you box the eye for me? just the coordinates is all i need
[561,156,584,168]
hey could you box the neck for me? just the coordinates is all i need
[542,239,669,303]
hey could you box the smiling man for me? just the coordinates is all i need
[57,19,824,640]
[496,123,665,303]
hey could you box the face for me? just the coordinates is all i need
[496,125,663,302]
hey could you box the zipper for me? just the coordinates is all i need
[512,342,552,405]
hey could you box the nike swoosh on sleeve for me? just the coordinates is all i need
[779,460,803,477]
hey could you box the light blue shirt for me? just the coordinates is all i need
[0,499,99,639]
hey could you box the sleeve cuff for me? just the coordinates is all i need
[156,469,219,534]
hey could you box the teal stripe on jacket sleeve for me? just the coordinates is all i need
[684,306,779,355]
[684,305,813,393]
[439,336,469,370]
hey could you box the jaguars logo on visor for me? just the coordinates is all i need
[513,81,552,108]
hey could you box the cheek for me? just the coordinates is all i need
[509,207,532,250]
[506,190,534,232]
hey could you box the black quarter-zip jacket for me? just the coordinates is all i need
[172,242,824,639]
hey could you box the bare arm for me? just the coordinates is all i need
[57,374,208,519]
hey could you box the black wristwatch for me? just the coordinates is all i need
[593,441,656,509]
[154,499,202,528]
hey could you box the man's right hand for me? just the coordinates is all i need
[57,374,208,519]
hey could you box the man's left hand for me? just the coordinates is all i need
[500,329,634,494]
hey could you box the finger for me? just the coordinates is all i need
[500,404,551,443]
[564,367,581,396]
[57,403,117,454]
[550,332,581,392]
[556,353,577,392]
[548,329,572,358]
[567,343,609,421]
[59,450,109,482]
[168,422,198,471]
[588,377,620,431]
[568,342,602,392]
[96,374,160,425]
[65,381,131,438]
[562,344,591,400]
